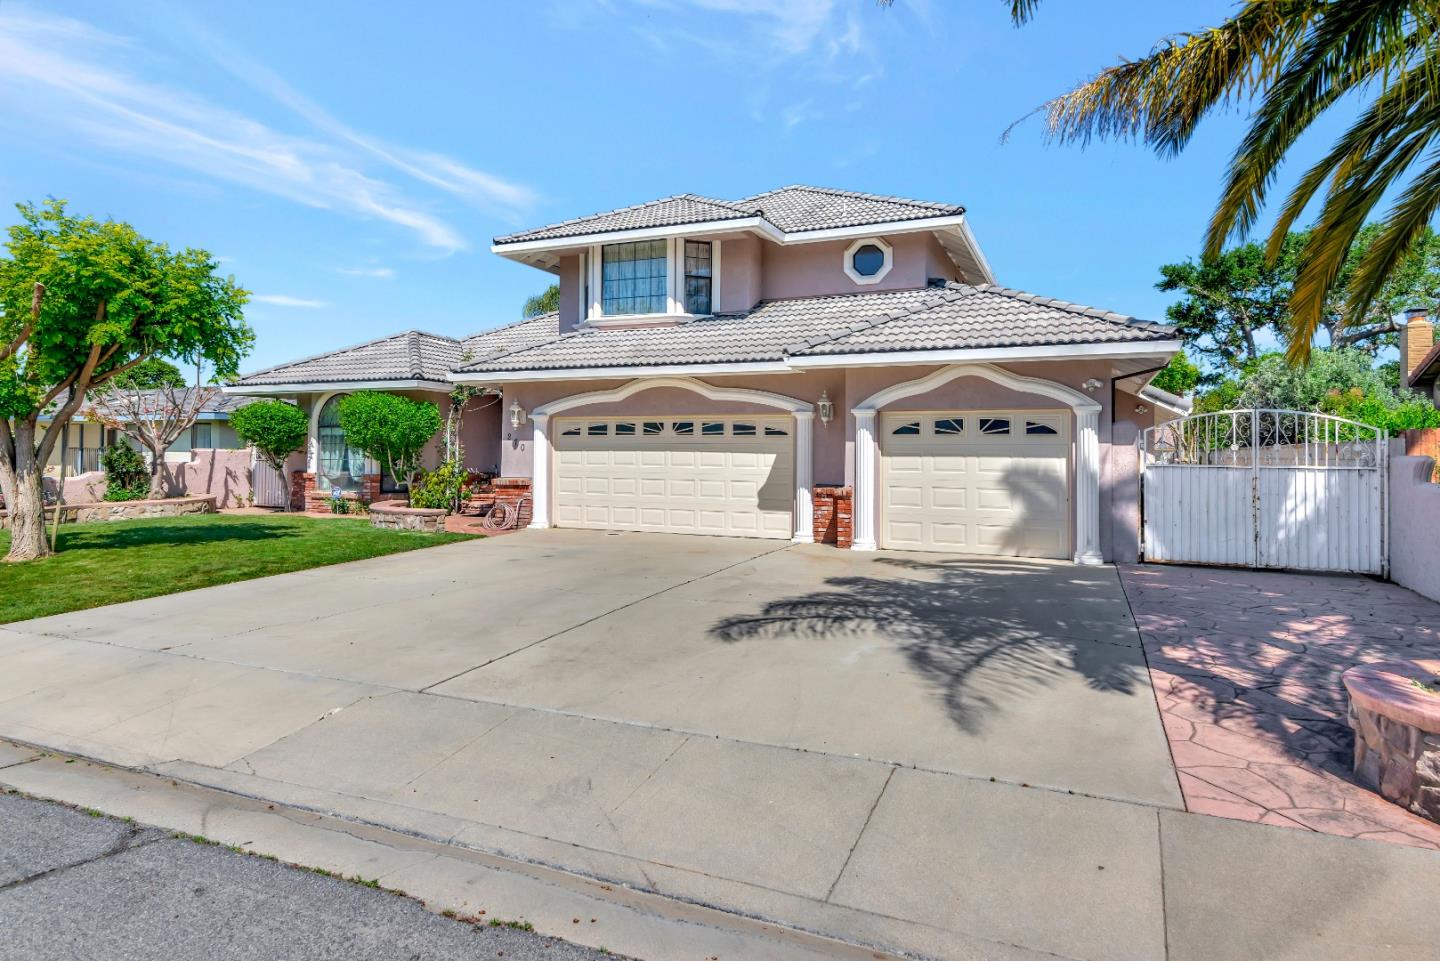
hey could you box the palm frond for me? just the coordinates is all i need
[1285,117,1440,359]
[1010,0,1043,25]
[1208,0,1426,256]
[1335,149,1440,351]
[1034,2,1313,155]
[1265,74,1440,266]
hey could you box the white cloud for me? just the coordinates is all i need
[251,294,329,308]
[620,0,858,61]
[0,7,536,252]
[335,266,396,279]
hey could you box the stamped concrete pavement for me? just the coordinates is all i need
[2,530,1438,961]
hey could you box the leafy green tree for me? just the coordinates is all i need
[230,400,308,511]
[1156,237,1302,373]
[336,392,440,497]
[1150,353,1201,397]
[1192,349,1440,432]
[523,283,560,318]
[1007,1,1440,362]
[1323,388,1440,433]
[1317,224,1440,353]
[110,357,187,390]
[0,200,252,561]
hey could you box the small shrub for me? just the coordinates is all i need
[409,460,466,511]
[100,443,149,501]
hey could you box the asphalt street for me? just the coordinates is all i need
[0,790,624,961]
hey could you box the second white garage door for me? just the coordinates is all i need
[880,410,1070,557]
[553,415,794,539]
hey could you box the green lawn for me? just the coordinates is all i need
[0,513,477,624]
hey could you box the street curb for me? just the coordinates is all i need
[0,738,902,961]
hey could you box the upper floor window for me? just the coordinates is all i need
[684,241,712,315]
[843,236,894,285]
[602,240,668,316]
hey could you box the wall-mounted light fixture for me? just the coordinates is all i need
[509,401,528,429]
[817,390,834,426]
[1082,378,1104,393]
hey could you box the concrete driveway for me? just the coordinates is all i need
[3,531,1438,961]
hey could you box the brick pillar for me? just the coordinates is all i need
[812,486,853,548]
[813,488,837,544]
[833,487,853,550]
[290,471,313,512]
[493,477,532,528]
[361,473,381,504]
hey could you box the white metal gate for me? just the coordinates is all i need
[1139,410,1387,574]
[252,457,288,508]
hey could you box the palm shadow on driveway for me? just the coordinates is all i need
[710,555,1147,735]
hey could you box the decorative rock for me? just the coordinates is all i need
[1343,659,1440,823]
[0,495,216,528]
[368,500,447,534]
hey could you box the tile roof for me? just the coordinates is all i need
[456,284,1174,375]
[493,185,964,245]
[494,195,756,244]
[233,314,558,388]
[741,185,963,233]
[789,284,1174,356]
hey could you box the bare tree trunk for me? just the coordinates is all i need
[148,445,166,499]
[5,423,50,562]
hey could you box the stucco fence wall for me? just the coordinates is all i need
[39,448,255,509]
[1389,453,1440,604]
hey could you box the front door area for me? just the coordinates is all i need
[879,409,1070,557]
[552,414,794,538]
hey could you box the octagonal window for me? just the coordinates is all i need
[851,244,885,277]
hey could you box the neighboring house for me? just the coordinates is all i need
[41,390,249,475]
[229,184,1183,562]
[1401,307,1440,405]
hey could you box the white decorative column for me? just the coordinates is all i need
[527,413,552,529]
[1073,408,1103,565]
[792,411,815,543]
[852,409,878,551]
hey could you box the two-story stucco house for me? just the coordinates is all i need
[229,185,1185,562]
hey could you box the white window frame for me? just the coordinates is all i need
[586,238,720,325]
[843,236,893,286]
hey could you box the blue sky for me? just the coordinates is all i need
[0,0,1338,373]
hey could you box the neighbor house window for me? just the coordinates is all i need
[192,422,213,448]
[602,240,668,315]
[316,395,366,493]
[684,241,712,315]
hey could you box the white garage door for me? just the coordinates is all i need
[880,410,1070,557]
[553,415,794,539]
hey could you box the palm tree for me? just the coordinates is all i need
[1001,0,1440,363]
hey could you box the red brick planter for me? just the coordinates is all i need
[292,471,381,513]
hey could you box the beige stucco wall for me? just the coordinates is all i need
[550,229,960,321]
[760,233,957,302]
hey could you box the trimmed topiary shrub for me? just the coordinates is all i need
[100,443,149,501]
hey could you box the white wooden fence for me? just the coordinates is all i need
[1139,410,1387,575]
